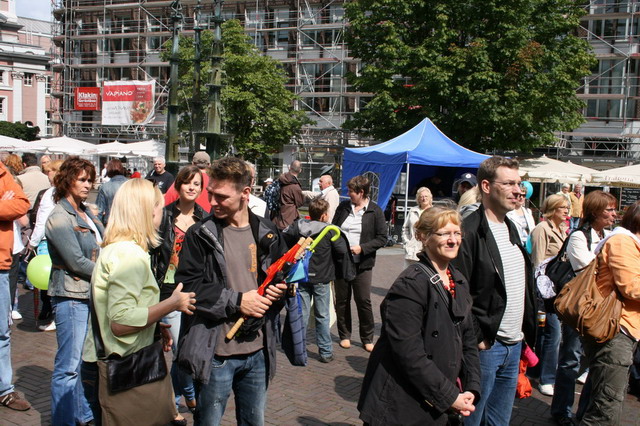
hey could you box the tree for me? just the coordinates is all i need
[343,0,596,152]
[163,19,311,163]
[0,121,39,141]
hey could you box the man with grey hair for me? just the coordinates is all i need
[273,160,304,230]
[568,183,583,231]
[557,183,572,213]
[163,151,211,211]
[246,162,268,218]
[146,156,174,193]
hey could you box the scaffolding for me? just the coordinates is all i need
[50,0,368,151]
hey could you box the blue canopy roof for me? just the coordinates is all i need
[342,118,489,209]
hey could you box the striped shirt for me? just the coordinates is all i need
[488,219,525,344]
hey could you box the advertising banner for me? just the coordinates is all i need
[102,80,155,125]
[74,87,101,111]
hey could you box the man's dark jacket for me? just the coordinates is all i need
[332,200,387,271]
[451,205,537,348]
[174,210,287,384]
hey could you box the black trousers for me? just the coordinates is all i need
[334,268,374,344]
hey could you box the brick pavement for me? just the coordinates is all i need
[3,247,639,425]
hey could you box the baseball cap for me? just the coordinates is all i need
[264,178,274,184]
[192,151,210,167]
[458,173,477,187]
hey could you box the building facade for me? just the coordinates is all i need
[0,0,54,136]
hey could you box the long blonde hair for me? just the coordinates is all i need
[103,179,163,251]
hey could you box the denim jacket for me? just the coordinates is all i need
[45,198,104,299]
[96,175,127,226]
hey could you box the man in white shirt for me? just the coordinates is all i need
[303,174,340,222]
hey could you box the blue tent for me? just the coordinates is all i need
[342,118,489,210]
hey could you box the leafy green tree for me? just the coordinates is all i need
[343,0,596,151]
[163,19,311,162]
[0,121,39,141]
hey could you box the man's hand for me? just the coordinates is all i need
[350,245,362,255]
[159,323,173,352]
[240,289,273,318]
[478,340,491,351]
[264,282,287,302]
[451,391,476,417]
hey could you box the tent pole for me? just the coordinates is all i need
[404,163,410,215]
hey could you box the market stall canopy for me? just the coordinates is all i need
[342,118,489,209]
[39,136,96,155]
[125,139,165,158]
[518,155,597,184]
[590,164,640,188]
[89,141,135,156]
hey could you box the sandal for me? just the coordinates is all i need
[339,339,351,349]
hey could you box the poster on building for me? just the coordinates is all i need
[102,80,155,125]
[74,87,101,111]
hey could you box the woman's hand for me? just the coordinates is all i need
[170,283,196,315]
[451,391,476,416]
[159,322,172,352]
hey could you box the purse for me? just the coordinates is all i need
[554,255,622,343]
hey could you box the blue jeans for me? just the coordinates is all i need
[0,271,15,397]
[466,340,522,426]
[163,311,195,407]
[537,312,561,385]
[195,350,267,426]
[551,323,585,418]
[51,297,93,425]
[569,217,581,231]
[298,282,332,358]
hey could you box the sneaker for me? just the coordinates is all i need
[538,383,554,396]
[38,322,56,332]
[22,283,34,291]
[576,371,588,384]
[0,391,31,411]
[553,415,576,425]
[319,355,334,363]
[11,311,22,320]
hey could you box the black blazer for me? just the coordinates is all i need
[358,254,481,425]
[332,199,387,271]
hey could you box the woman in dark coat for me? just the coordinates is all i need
[358,207,481,425]
[332,175,387,352]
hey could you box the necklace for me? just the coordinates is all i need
[445,268,456,298]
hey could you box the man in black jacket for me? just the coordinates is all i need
[451,156,537,426]
[174,157,288,425]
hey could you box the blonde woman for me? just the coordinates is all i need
[82,179,196,425]
[530,193,569,397]
[401,187,433,266]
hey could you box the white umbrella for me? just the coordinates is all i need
[0,136,44,152]
[590,164,640,188]
[39,136,96,155]
[518,155,597,184]
[125,139,165,158]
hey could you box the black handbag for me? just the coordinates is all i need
[546,228,591,294]
[90,291,168,393]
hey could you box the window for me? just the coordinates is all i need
[45,76,51,94]
[0,70,4,85]
[0,97,4,114]
[24,73,33,86]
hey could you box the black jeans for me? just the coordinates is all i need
[335,268,374,344]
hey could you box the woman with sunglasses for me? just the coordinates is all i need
[506,185,536,248]
[358,207,480,425]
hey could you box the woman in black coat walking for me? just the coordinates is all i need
[358,207,481,425]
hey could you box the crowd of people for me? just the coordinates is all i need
[0,151,638,426]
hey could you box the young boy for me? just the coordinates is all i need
[283,198,354,363]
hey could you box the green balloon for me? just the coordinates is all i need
[27,255,52,290]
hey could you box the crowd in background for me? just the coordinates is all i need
[0,151,638,426]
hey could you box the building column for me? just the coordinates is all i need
[11,71,23,122]
[36,74,47,132]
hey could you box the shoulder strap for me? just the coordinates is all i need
[89,286,107,360]
[413,262,452,311]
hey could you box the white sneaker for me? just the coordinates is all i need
[538,383,554,396]
[577,371,588,384]
[11,311,22,320]
[38,322,56,332]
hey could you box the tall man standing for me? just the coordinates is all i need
[146,156,174,194]
[452,156,537,425]
[0,161,31,411]
[569,184,584,231]
[175,157,288,425]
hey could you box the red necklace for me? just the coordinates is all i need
[445,268,456,298]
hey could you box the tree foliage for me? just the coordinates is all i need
[163,19,311,162]
[343,0,596,152]
[0,121,39,141]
